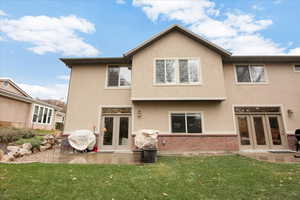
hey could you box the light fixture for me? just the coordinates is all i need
[287,109,294,117]
[137,109,142,118]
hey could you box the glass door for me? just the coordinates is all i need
[265,115,287,149]
[101,116,116,151]
[236,115,254,150]
[101,115,131,151]
[250,115,270,149]
[116,116,131,150]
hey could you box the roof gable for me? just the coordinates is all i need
[123,24,232,58]
[0,78,31,98]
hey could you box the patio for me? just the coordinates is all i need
[9,147,141,165]
[239,152,300,163]
[6,145,300,164]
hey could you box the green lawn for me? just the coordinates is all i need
[0,155,299,200]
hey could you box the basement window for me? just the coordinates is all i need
[170,112,202,134]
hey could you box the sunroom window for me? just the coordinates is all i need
[32,105,53,124]
[155,59,200,84]
[236,65,266,83]
[107,66,131,87]
[171,112,202,133]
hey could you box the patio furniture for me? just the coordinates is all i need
[60,137,74,153]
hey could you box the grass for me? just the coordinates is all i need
[14,136,43,148]
[0,155,299,200]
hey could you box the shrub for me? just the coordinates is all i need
[15,136,43,149]
[0,127,35,143]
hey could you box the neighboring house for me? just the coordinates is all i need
[0,78,64,130]
[61,25,300,153]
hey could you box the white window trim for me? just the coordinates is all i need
[97,105,133,136]
[231,104,289,136]
[32,104,53,125]
[234,64,269,85]
[293,64,300,72]
[105,65,132,89]
[168,111,204,134]
[153,57,202,86]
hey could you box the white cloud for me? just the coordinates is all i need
[0,10,7,16]
[116,0,126,4]
[18,83,68,101]
[57,75,70,81]
[133,0,292,55]
[213,34,284,55]
[288,48,300,55]
[0,15,100,56]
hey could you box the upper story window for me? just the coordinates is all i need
[294,64,300,72]
[107,65,131,87]
[235,65,266,83]
[32,105,53,124]
[155,59,200,84]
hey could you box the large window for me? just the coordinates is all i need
[170,112,202,133]
[155,59,200,84]
[235,65,266,83]
[32,105,53,124]
[107,65,131,87]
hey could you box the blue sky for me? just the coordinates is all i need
[0,0,299,100]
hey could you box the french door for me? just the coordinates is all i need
[100,115,131,151]
[236,114,287,150]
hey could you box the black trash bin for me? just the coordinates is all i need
[142,147,157,163]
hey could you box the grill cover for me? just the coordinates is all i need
[68,130,96,151]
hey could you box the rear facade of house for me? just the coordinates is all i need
[62,25,300,153]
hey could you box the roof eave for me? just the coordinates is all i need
[223,55,300,63]
[60,57,132,68]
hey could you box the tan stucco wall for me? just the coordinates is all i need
[223,63,300,134]
[64,65,131,133]
[133,63,300,135]
[133,101,234,134]
[0,95,31,128]
[132,30,226,99]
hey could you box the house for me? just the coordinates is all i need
[0,78,65,130]
[61,25,300,153]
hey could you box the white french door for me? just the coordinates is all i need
[100,115,131,151]
[236,114,287,150]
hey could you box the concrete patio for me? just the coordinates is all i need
[3,146,300,164]
[9,147,141,165]
[240,152,300,163]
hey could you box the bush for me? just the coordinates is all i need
[0,127,35,143]
[15,136,43,148]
